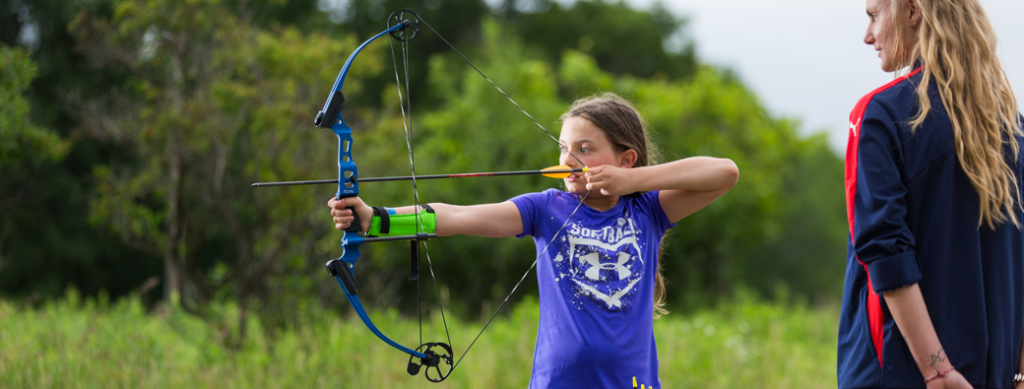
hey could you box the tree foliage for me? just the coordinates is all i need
[0,44,67,166]
[0,0,848,327]
[513,0,697,80]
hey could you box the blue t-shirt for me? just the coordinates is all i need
[510,189,675,389]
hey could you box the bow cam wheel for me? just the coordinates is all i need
[388,9,421,42]
[407,342,453,382]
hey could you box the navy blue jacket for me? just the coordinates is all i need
[838,67,1024,388]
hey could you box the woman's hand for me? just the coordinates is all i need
[926,369,973,389]
[328,196,373,232]
[584,165,638,196]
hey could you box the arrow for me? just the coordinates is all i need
[251,165,588,187]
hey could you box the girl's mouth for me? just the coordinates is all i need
[565,175,581,183]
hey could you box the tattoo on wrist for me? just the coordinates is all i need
[929,348,947,366]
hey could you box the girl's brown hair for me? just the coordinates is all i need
[889,0,1023,229]
[560,93,669,318]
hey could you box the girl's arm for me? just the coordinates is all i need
[329,197,524,238]
[584,156,739,223]
[883,284,973,388]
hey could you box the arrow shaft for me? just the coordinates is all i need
[252,168,584,187]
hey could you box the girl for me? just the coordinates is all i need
[329,94,738,388]
[840,0,1024,388]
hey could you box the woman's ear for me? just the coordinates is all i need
[907,0,921,28]
[618,149,639,168]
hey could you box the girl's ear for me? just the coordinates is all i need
[618,149,639,168]
[907,0,921,28]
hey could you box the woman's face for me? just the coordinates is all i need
[558,116,634,195]
[864,0,911,72]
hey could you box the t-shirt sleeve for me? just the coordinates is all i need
[639,191,676,234]
[853,100,921,294]
[508,190,554,238]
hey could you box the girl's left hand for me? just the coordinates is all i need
[584,165,637,196]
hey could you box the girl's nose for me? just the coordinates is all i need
[562,155,578,168]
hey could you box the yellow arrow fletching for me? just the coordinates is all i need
[540,165,587,178]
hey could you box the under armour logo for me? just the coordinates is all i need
[581,251,632,281]
[850,118,861,137]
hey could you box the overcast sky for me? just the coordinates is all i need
[628,0,1024,152]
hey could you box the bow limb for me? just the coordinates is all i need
[338,285,427,359]
[315,22,406,131]
[328,234,428,358]
[315,22,407,201]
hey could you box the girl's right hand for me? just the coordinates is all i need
[328,196,372,232]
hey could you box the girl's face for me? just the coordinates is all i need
[864,0,918,72]
[558,116,636,195]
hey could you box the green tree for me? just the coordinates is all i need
[0,44,67,166]
[743,135,847,302]
[513,0,697,80]
[69,0,386,333]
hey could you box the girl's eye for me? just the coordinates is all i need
[558,145,568,153]
[580,147,590,153]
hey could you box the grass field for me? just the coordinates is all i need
[0,292,838,388]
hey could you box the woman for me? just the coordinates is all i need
[330,94,738,388]
[839,0,1024,388]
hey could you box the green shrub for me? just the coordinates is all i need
[0,292,836,388]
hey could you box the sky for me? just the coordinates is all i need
[628,0,1024,152]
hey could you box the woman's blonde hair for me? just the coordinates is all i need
[560,93,669,318]
[889,0,1023,228]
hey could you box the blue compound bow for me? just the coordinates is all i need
[256,9,590,382]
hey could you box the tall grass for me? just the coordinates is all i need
[0,291,837,388]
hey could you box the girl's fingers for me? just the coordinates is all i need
[331,196,358,210]
[329,196,365,232]
[334,216,356,231]
[330,208,353,217]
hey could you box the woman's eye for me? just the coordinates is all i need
[580,147,590,153]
